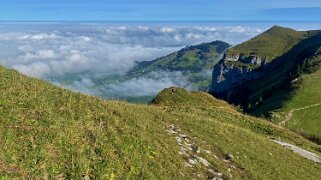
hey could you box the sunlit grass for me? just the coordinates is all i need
[0,66,321,179]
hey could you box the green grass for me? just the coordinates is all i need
[280,71,321,110]
[251,66,321,144]
[128,41,230,75]
[221,26,321,145]
[251,88,291,118]
[125,41,229,93]
[288,106,321,136]
[227,26,308,62]
[272,68,321,137]
[1,66,321,179]
[214,26,321,115]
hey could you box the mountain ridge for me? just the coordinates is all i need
[125,40,230,92]
[225,26,308,63]
[128,40,231,76]
[210,26,321,112]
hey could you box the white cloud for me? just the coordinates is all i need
[17,33,61,41]
[102,71,193,97]
[0,23,266,99]
[160,27,176,33]
[13,62,51,78]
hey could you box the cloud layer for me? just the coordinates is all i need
[0,23,264,98]
[102,71,193,98]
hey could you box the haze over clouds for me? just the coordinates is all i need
[0,23,265,98]
[102,71,193,98]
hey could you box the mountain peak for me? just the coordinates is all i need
[265,25,298,34]
[269,25,291,30]
[225,25,307,62]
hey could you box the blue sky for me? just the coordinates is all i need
[0,0,321,21]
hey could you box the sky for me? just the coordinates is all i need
[0,0,321,21]
[0,0,320,99]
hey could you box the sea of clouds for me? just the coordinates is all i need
[0,23,265,99]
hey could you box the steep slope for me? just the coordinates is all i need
[127,41,230,91]
[253,65,321,143]
[1,65,321,179]
[226,26,308,62]
[210,26,321,112]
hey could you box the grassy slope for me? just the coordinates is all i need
[129,41,230,76]
[289,106,321,136]
[272,68,321,137]
[0,66,321,179]
[217,26,321,114]
[126,41,229,91]
[251,43,321,140]
[226,26,307,61]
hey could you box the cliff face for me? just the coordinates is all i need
[210,26,321,110]
[224,54,267,66]
[211,54,268,101]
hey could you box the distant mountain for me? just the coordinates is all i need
[127,41,231,91]
[210,26,321,143]
[1,65,321,178]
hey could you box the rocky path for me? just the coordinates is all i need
[279,103,321,126]
[272,140,321,163]
[166,124,227,179]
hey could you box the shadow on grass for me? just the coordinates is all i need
[249,81,299,118]
[294,129,321,146]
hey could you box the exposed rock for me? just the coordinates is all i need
[166,129,178,135]
[211,57,266,102]
[225,154,234,160]
[211,28,321,110]
[176,136,182,143]
[224,54,240,61]
[208,169,224,180]
[184,162,193,168]
[166,124,225,178]
[83,175,90,180]
[179,134,188,138]
[224,53,267,66]
[189,158,198,165]
[196,156,210,167]
[191,144,200,153]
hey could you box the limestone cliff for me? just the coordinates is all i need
[210,26,321,111]
[211,54,268,101]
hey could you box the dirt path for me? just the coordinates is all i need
[272,140,321,163]
[279,103,321,126]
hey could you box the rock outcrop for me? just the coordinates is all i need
[224,53,267,66]
[211,54,267,102]
[210,26,321,111]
